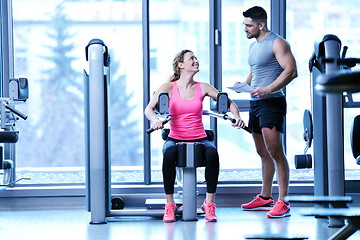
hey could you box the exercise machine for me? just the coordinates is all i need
[294,109,313,169]
[300,34,360,227]
[0,78,29,187]
[297,67,360,240]
[145,91,249,221]
[84,39,248,224]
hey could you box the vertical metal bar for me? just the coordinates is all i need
[143,0,151,185]
[209,0,221,146]
[312,66,329,197]
[324,39,345,227]
[1,0,14,97]
[271,0,286,38]
[1,0,15,183]
[88,43,107,224]
[84,70,91,212]
[271,0,287,151]
[182,143,197,221]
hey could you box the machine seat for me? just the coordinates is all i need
[0,131,19,143]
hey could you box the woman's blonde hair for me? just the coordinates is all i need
[169,49,193,82]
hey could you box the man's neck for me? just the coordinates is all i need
[256,29,270,42]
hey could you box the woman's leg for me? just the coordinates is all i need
[201,139,219,222]
[203,139,219,199]
[162,139,177,203]
[162,139,178,222]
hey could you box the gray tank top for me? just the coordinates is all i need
[248,31,284,101]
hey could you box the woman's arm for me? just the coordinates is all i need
[144,82,171,131]
[201,82,246,129]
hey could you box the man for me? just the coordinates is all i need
[239,6,298,218]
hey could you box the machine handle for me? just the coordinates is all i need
[223,114,252,133]
[4,104,28,120]
[202,110,252,133]
[146,115,172,134]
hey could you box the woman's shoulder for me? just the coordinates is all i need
[198,81,214,89]
[197,82,218,96]
[197,81,208,86]
[159,82,173,90]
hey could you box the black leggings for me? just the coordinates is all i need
[162,138,219,194]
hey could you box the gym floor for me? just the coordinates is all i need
[1,204,360,240]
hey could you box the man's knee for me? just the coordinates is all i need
[256,147,270,158]
[267,146,286,162]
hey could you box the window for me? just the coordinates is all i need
[148,0,210,182]
[13,0,143,184]
[219,1,270,181]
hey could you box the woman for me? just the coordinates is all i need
[144,49,246,222]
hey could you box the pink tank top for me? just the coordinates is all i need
[168,81,206,140]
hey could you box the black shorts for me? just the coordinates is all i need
[248,96,286,134]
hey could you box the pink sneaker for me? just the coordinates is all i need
[241,194,274,210]
[201,200,217,222]
[266,200,291,218]
[163,203,177,223]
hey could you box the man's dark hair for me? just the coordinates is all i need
[243,6,267,24]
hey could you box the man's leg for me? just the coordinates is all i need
[241,132,275,210]
[252,132,275,198]
[242,102,275,210]
[262,127,291,218]
[261,127,289,201]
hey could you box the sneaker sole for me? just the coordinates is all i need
[163,219,176,223]
[266,212,291,218]
[205,218,217,222]
[241,206,273,211]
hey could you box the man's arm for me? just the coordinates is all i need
[269,38,298,91]
[245,68,252,85]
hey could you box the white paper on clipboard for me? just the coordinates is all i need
[227,82,254,93]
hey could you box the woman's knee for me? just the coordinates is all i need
[163,144,177,167]
[205,147,219,167]
[163,143,177,157]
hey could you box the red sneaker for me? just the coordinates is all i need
[163,203,177,223]
[201,200,217,222]
[241,194,274,210]
[266,200,291,218]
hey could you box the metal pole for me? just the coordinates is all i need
[87,42,107,224]
[209,0,221,145]
[182,143,198,221]
[1,0,16,184]
[312,67,328,197]
[323,37,345,227]
[142,0,151,185]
